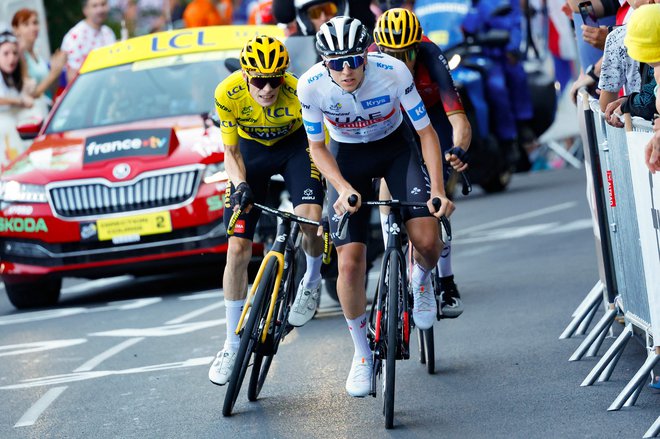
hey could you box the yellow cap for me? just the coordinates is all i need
[624,4,660,64]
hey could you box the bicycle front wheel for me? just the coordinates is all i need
[222,257,275,416]
[384,251,402,429]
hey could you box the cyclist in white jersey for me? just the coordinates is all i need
[297,16,454,397]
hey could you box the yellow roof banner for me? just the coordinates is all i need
[80,25,285,74]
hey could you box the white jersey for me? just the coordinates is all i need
[297,53,431,144]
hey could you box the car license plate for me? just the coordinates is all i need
[96,211,172,241]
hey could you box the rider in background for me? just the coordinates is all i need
[208,36,324,387]
[298,16,454,397]
[372,8,469,319]
[272,0,375,35]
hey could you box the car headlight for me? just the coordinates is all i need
[0,181,48,203]
[203,162,228,184]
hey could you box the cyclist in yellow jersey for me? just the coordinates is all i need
[209,36,325,387]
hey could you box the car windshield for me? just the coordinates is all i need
[46,51,238,133]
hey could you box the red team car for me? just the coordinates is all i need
[0,26,281,309]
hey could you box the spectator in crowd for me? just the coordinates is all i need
[623,3,660,172]
[61,0,117,83]
[0,30,33,170]
[547,0,578,95]
[248,0,276,24]
[272,0,375,35]
[12,9,67,120]
[109,0,170,36]
[183,0,232,27]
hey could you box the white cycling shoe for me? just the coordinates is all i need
[345,356,373,397]
[413,280,436,330]
[208,349,237,386]
[287,280,321,327]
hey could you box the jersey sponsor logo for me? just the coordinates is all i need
[330,102,342,111]
[84,129,170,163]
[241,123,294,140]
[220,120,235,128]
[303,120,323,135]
[302,188,315,201]
[215,99,230,112]
[227,85,245,98]
[282,83,297,96]
[405,82,415,94]
[241,106,252,115]
[360,95,390,109]
[265,107,294,118]
[327,108,396,128]
[376,62,393,70]
[234,219,245,233]
[307,72,324,84]
[408,101,427,121]
[151,30,215,52]
[301,102,311,109]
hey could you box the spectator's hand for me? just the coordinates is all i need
[50,50,67,75]
[604,98,626,128]
[653,117,659,132]
[581,25,608,50]
[645,131,660,173]
[569,73,596,105]
[20,95,34,109]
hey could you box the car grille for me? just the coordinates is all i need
[49,168,200,218]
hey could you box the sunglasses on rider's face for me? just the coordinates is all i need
[307,2,338,20]
[0,32,18,45]
[324,54,366,72]
[382,47,417,63]
[247,73,284,89]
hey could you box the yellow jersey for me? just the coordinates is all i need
[214,71,302,147]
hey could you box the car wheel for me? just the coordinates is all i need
[5,279,62,309]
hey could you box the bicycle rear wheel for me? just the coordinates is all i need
[384,251,401,429]
[222,257,275,416]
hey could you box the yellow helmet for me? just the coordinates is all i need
[240,35,289,75]
[373,8,422,49]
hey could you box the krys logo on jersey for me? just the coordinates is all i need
[84,128,173,164]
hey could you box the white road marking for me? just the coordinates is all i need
[166,302,224,325]
[0,298,161,326]
[61,276,133,295]
[2,357,214,389]
[14,386,68,427]
[89,318,226,338]
[178,291,223,301]
[0,339,87,357]
[457,201,576,235]
[454,219,592,245]
[73,338,145,372]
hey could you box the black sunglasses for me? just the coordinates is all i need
[383,47,417,63]
[247,74,284,89]
[324,55,366,72]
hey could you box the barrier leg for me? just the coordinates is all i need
[576,302,600,336]
[560,290,603,339]
[608,352,660,411]
[643,416,660,438]
[599,344,626,382]
[624,381,645,408]
[571,281,604,318]
[569,307,617,362]
[587,305,617,357]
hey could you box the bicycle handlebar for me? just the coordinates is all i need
[227,203,334,263]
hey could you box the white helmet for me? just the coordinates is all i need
[315,16,371,57]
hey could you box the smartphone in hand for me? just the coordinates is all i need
[579,1,599,27]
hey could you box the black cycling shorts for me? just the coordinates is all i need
[327,123,433,246]
[404,104,454,181]
[224,127,324,240]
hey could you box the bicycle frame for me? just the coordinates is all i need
[235,217,299,344]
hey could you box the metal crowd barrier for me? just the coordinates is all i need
[560,89,660,438]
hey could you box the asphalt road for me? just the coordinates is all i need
[0,168,657,438]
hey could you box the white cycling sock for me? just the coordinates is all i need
[411,262,432,291]
[224,298,244,351]
[437,241,453,277]
[302,253,323,289]
[346,313,372,360]
[379,211,389,247]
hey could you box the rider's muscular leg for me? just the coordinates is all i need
[407,217,442,270]
[294,203,323,288]
[223,236,252,301]
[336,243,367,319]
